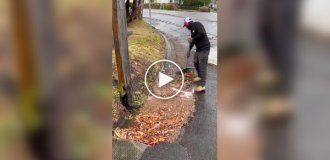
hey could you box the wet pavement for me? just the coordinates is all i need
[288,35,330,160]
[140,65,217,160]
[179,65,217,160]
[140,9,217,160]
[140,143,189,160]
[263,34,330,160]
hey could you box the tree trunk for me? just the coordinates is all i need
[126,0,132,22]
[132,0,144,19]
[126,0,130,17]
[131,0,136,19]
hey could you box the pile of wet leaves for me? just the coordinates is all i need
[114,97,195,145]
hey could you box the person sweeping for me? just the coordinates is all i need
[184,17,210,92]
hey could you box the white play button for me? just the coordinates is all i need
[158,72,174,88]
[145,59,184,99]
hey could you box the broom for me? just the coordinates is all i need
[177,48,194,75]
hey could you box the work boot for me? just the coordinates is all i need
[194,85,206,92]
[262,96,294,122]
[193,77,201,82]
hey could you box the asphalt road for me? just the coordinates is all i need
[141,9,217,160]
[143,9,217,65]
[140,65,217,160]
[260,34,330,160]
[288,34,330,160]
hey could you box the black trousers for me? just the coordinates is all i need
[259,0,298,95]
[194,50,210,86]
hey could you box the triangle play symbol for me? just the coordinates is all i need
[158,72,174,88]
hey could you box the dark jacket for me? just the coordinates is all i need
[188,21,210,52]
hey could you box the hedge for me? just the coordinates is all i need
[143,3,178,10]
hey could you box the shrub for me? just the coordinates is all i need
[179,5,199,10]
[163,4,178,10]
[182,0,212,7]
[144,3,178,10]
[199,6,209,12]
[151,3,161,9]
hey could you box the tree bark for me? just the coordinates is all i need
[132,0,144,19]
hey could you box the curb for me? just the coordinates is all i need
[159,31,173,60]
[113,139,148,160]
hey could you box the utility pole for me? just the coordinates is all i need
[113,0,134,109]
[11,0,41,135]
[11,0,59,159]
[11,0,47,159]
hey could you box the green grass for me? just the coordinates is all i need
[127,20,165,62]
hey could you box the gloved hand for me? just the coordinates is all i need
[187,50,191,58]
[188,37,193,43]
